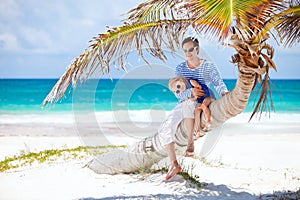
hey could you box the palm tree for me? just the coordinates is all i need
[43,0,300,174]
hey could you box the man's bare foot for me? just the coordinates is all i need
[165,160,182,180]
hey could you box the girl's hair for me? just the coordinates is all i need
[182,37,199,48]
[168,77,187,90]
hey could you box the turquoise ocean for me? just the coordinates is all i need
[0,79,299,114]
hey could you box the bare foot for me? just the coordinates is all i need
[184,144,194,157]
[194,131,202,140]
[203,121,211,132]
[184,150,195,157]
[165,161,182,180]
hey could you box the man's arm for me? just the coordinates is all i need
[209,63,228,96]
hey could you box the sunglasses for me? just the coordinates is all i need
[174,82,181,94]
[183,47,197,53]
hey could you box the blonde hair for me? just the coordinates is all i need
[168,77,187,91]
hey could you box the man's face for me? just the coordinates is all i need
[182,41,198,59]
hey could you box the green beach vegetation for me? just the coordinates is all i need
[0,145,125,172]
[0,145,203,190]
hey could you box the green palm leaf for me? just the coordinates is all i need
[184,0,273,40]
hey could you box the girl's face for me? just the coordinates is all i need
[171,80,186,94]
[182,41,198,60]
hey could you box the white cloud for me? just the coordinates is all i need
[20,26,55,53]
[0,0,145,54]
[275,44,300,54]
[0,0,22,20]
[0,33,20,51]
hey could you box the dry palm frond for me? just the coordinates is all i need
[229,32,276,120]
[243,0,283,38]
[249,44,276,120]
[276,2,300,47]
[250,72,275,121]
[254,2,300,44]
[42,19,192,108]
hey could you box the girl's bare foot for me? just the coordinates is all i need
[203,121,211,132]
[184,143,194,157]
[194,131,202,139]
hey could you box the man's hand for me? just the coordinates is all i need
[221,91,230,96]
[192,87,205,98]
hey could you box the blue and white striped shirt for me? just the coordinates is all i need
[175,60,228,98]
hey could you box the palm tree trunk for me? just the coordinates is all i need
[209,66,256,126]
[87,65,257,174]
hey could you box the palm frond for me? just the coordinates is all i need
[276,3,300,46]
[249,73,275,121]
[183,0,278,41]
[229,32,277,120]
[254,3,300,45]
[126,0,184,23]
[185,0,234,40]
[42,19,192,107]
[242,0,283,38]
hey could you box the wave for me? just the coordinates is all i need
[1,110,300,124]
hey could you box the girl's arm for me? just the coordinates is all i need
[175,88,193,102]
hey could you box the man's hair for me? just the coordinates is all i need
[182,37,199,48]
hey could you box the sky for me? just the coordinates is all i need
[0,0,299,79]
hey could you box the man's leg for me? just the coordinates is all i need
[165,142,181,180]
[165,142,177,163]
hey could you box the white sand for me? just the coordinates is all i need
[1,113,300,199]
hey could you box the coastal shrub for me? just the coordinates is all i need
[0,145,125,172]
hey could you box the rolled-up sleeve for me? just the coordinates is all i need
[207,63,228,95]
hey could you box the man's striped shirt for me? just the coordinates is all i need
[175,60,228,98]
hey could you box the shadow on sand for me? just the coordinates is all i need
[78,182,259,200]
[79,183,300,200]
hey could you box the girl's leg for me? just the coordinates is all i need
[165,142,182,180]
[194,105,203,139]
[184,118,195,157]
[201,97,212,131]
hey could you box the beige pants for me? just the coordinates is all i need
[158,99,196,145]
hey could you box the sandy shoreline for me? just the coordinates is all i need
[1,133,300,199]
[1,113,300,199]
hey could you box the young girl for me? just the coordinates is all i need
[169,77,212,139]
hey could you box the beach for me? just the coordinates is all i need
[1,79,300,199]
[1,112,300,200]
